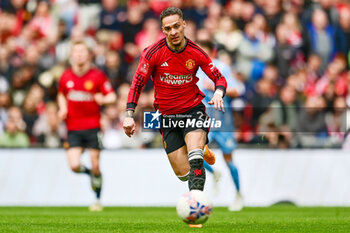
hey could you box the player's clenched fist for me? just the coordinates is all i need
[123,117,136,137]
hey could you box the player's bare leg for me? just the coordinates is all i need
[89,148,103,212]
[224,153,243,211]
[67,147,89,174]
[184,130,206,191]
[167,146,190,181]
[168,144,205,228]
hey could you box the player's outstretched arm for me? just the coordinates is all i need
[94,92,117,105]
[208,89,225,113]
[57,93,68,120]
[123,110,136,137]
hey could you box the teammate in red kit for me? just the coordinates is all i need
[58,41,117,211]
[123,7,227,193]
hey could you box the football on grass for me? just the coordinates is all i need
[176,190,213,224]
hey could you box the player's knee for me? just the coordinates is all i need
[70,163,81,172]
[177,171,189,182]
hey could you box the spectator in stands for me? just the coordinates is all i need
[335,6,350,67]
[0,118,29,148]
[240,1,256,29]
[122,5,144,62]
[22,84,45,139]
[28,0,57,43]
[304,54,322,96]
[32,102,66,147]
[261,0,284,32]
[148,0,171,16]
[306,9,336,73]
[9,69,27,107]
[36,39,56,72]
[236,22,274,82]
[55,0,78,35]
[281,12,305,70]
[252,14,275,48]
[274,23,298,79]
[326,96,347,145]
[0,46,12,80]
[102,51,126,90]
[214,16,243,56]
[296,95,328,147]
[183,0,208,28]
[184,20,197,41]
[56,26,96,62]
[282,12,303,49]
[135,18,164,51]
[0,0,30,40]
[249,78,276,129]
[0,91,11,134]
[0,106,29,147]
[318,0,339,26]
[315,62,342,98]
[99,0,127,32]
[77,0,101,31]
[260,84,299,148]
[225,0,245,30]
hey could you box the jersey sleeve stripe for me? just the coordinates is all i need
[132,74,141,103]
[217,70,224,80]
[188,42,210,59]
[146,43,166,60]
[145,39,166,60]
[145,39,165,59]
[145,42,163,60]
[134,76,145,100]
[211,70,218,82]
[213,70,221,80]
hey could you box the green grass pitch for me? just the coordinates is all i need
[0,206,349,232]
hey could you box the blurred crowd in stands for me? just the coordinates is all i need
[0,0,350,149]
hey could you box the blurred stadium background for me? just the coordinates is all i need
[1,0,350,211]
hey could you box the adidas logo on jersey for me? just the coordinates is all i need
[161,62,169,67]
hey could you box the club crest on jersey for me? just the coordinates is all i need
[84,80,94,90]
[140,61,150,74]
[185,59,195,70]
[66,80,74,88]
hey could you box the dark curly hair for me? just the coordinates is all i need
[160,7,183,24]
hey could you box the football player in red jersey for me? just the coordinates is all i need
[58,41,117,211]
[123,7,227,195]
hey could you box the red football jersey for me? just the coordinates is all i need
[127,38,227,115]
[59,68,114,131]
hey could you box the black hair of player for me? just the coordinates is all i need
[160,7,183,24]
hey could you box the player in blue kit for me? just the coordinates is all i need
[196,40,244,211]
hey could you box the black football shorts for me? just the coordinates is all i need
[67,128,102,150]
[160,103,209,154]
